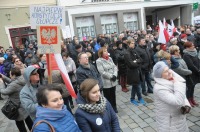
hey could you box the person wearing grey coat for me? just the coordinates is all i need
[96,47,118,113]
[20,65,40,121]
[0,67,33,132]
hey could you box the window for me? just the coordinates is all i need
[77,26,96,41]
[124,21,138,31]
[101,23,118,34]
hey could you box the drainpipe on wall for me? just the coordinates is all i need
[178,16,180,27]
[191,10,194,25]
[56,0,60,6]
[141,7,145,30]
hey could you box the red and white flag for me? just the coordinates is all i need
[158,20,166,44]
[168,19,176,37]
[47,54,77,98]
[158,18,170,44]
[163,18,168,28]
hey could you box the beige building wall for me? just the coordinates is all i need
[0,0,56,49]
[0,0,56,8]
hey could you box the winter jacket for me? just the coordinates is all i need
[183,51,200,84]
[0,75,28,121]
[187,34,195,43]
[24,57,33,66]
[124,48,143,84]
[108,48,118,65]
[96,57,118,88]
[177,41,185,56]
[94,42,101,53]
[154,71,190,132]
[76,63,103,89]
[20,66,39,121]
[0,64,5,75]
[67,43,76,58]
[135,45,152,72]
[75,93,120,132]
[44,70,69,98]
[194,33,200,48]
[172,55,192,78]
[33,105,81,132]
[63,57,77,82]
[116,48,127,75]
[3,56,13,77]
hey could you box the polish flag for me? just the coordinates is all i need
[46,54,77,98]
[168,19,176,37]
[163,18,168,28]
[158,20,166,44]
[163,18,170,43]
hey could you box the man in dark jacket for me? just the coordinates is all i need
[76,52,103,89]
[124,39,146,106]
[67,36,80,62]
[135,37,153,96]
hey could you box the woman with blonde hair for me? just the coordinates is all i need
[155,50,179,69]
[169,45,194,106]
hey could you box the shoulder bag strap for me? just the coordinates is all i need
[31,120,55,132]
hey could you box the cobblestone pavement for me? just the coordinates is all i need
[0,83,200,132]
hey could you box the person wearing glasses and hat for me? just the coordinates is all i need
[20,65,40,121]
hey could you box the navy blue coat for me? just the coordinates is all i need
[75,93,120,132]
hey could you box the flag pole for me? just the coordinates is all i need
[47,54,52,84]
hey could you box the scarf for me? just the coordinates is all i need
[81,63,90,69]
[102,55,109,60]
[183,49,198,57]
[78,96,107,114]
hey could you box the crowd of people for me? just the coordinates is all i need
[0,24,200,131]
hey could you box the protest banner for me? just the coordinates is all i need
[37,25,61,54]
[37,25,61,84]
[30,5,65,29]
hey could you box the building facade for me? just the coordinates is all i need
[0,0,197,47]
[58,0,195,40]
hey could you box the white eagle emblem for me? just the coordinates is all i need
[41,28,57,44]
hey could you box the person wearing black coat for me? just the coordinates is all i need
[183,42,200,107]
[124,39,146,106]
[108,43,118,65]
[116,41,129,92]
[76,52,103,90]
[194,29,200,52]
[135,37,153,96]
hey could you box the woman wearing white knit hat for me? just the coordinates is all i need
[153,61,190,132]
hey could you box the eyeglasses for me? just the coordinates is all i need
[80,57,88,59]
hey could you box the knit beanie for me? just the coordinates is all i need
[153,61,168,78]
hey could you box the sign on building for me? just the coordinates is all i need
[37,25,61,54]
[30,5,65,29]
[61,26,72,39]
